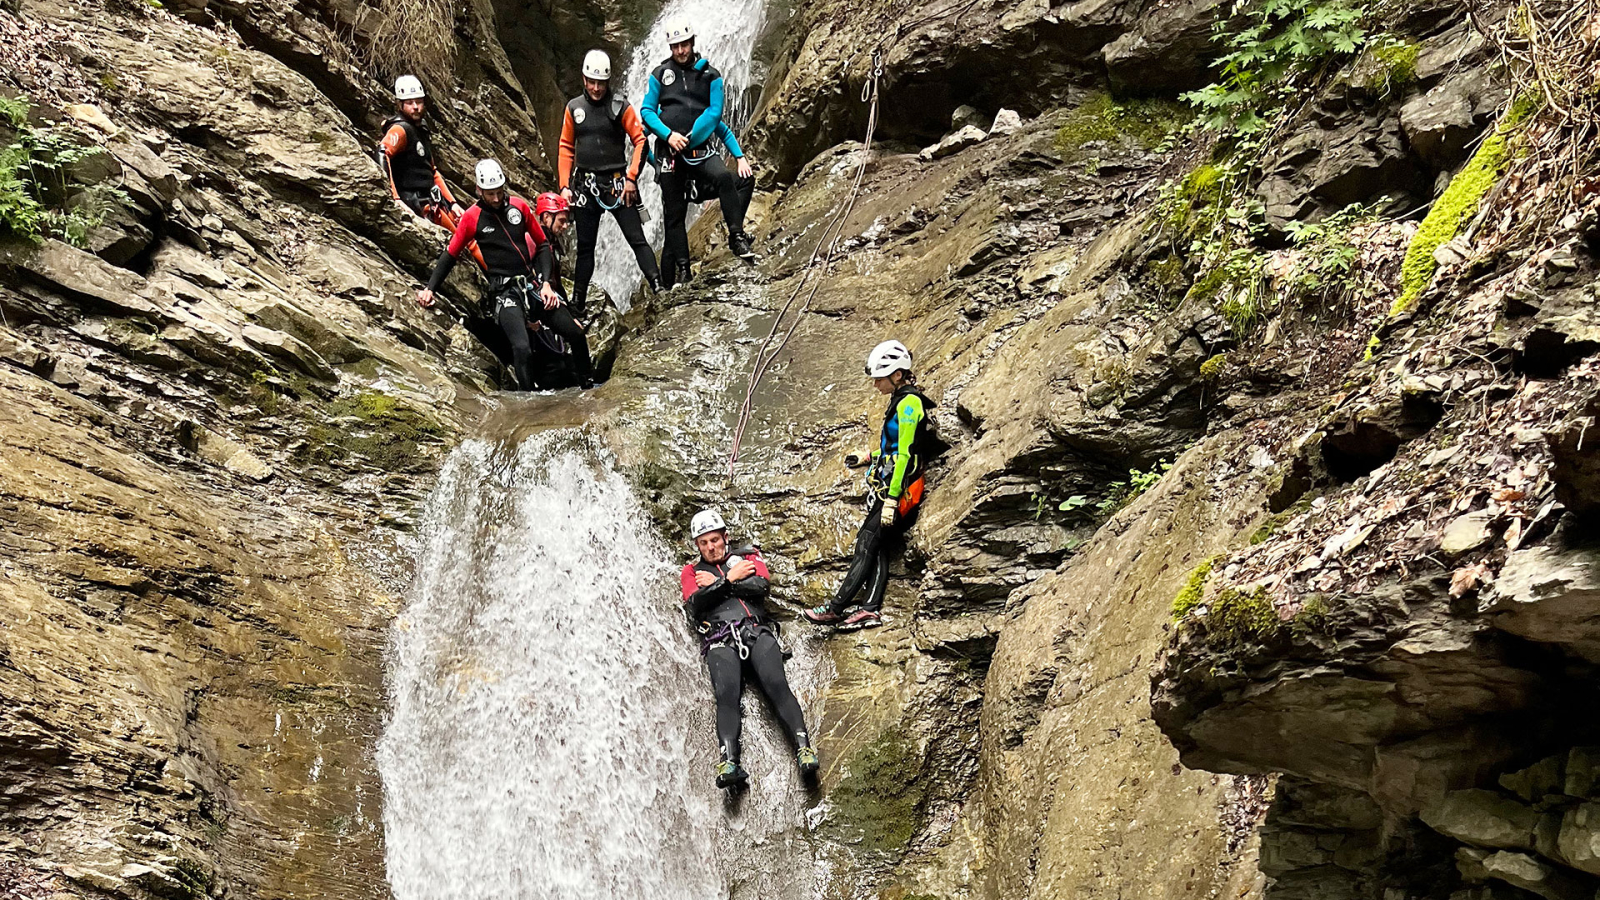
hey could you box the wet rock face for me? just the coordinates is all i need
[0,0,580,890]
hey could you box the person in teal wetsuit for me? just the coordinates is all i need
[640,18,756,288]
[804,340,937,631]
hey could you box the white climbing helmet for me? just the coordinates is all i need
[582,49,612,80]
[474,158,507,190]
[865,340,913,378]
[394,75,426,100]
[690,509,726,540]
[663,19,695,45]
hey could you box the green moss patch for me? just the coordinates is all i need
[1172,556,1219,619]
[1056,93,1190,156]
[826,729,927,854]
[1394,95,1539,314]
[295,390,447,473]
[1207,585,1281,646]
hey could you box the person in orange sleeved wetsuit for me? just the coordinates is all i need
[381,76,475,247]
[559,50,662,313]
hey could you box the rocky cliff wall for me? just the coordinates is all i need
[0,0,617,893]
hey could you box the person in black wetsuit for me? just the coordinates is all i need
[641,19,757,289]
[380,75,466,232]
[526,192,584,389]
[416,159,594,390]
[679,508,819,790]
[559,49,662,309]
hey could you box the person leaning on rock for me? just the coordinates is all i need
[640,18,757,289]
[416,159,561,392]
[559,49,663,305]
[804,340,940,631]
[680,509,819,791]
[523,191,598,390]
[380,76,469,236]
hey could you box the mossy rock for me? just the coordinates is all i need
[1055,93,1190,157]
[825,728,928,854]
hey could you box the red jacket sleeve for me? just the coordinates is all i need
[446,206,479,257]
[680,564,698,602]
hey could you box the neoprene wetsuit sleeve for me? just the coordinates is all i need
[685,580,730,620]
[425,206,477,290]
[621,106,647,180]
[887,393,925,499]
[534,243,554,285]
[715,121,744,158]
[380,125,407,201]
[727,550,770,600]
[640,76,670,139]
[687,75,724,148]
[557,108,577,189]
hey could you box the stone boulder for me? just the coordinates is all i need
[1422,789,1538,850]
[920,125,987,161]
[1102,0,1226,94]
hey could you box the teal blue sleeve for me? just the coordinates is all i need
[687,76,724,148]
[640,75,670,139]
[716,121,743,157]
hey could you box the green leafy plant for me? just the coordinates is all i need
[0,97,129,248]
[1058,494,1090,513]
[1183,0,1371,134]
[1098,460,1173,516]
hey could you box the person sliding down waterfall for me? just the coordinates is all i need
[641,19,757,289]
[804,341,940,631]
[560,50,663,308]
[681,509,819,791]
[380,77,470,237]
[416,160,590,391]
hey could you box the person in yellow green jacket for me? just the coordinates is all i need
[804,340,937,631]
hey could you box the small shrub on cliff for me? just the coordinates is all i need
[1184,0,1373,134]
[1099,460,1173,516]
[0,97,129,248]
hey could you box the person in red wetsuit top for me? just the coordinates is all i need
[416,159,592,391]
[680,508,819,791]
[380,76,464,230]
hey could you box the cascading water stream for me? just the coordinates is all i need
[379,429,822,899]
[590,0,767,310]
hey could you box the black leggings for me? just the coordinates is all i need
[659,155,752,270]
[830,498,915,614]
[466,287,537,392]
[573,186,658,312]
[705,628,810,764]
[533,301,592,385]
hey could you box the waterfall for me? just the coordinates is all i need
[379,429,821,900]
[590,0,768,310]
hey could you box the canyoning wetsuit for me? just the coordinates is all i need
[381,116,472,236]
[527,230,587,390]
[424,196,588,390]
[641,53,753,282]
[825,383,938,617]
[559,89,661,309]
[680,546,811,768]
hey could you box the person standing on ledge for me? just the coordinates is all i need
[680,509,819,791]
[804,340,938,631]
[641,19,757,289]
[379,76,466,233]
[559,49,663,307]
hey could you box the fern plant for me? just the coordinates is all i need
[0,97,128,248]
[1184,0,1370,133]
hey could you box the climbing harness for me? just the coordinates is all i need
[578,171,627,211]
[725,47,885,484]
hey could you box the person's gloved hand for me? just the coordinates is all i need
[879,503,896,529]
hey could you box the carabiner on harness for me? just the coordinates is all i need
[582,171,626,211]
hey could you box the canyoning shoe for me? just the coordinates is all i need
[730,232,756,261]
[673,261,692,289]
[802,605,843,625]
[797,746,819,777]
[715,760,749,790]
[836,608,883,631]
[647,275,664,294]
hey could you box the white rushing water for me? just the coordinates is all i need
[591,0,768,310]
[380,430,821,900]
